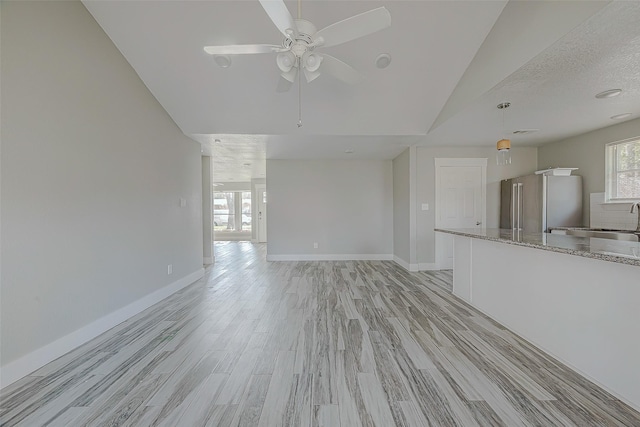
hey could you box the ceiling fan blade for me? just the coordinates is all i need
[276,75,294,93]
[259,0,297,38]
[315,7,391,48]
[204,44,285,55]
[320,54,361,85]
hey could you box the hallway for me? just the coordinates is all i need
[1,242,639,426]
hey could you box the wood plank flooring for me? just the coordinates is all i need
[2,241,640,426]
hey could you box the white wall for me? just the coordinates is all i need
[392,148,411,265]
[416,146,538,264]
[266,160,393,260]
[538,117,640,225]
[1,1,203,384]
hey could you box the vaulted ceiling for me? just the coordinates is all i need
[83,0,640,180]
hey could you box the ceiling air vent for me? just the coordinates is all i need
[513,129,539,135]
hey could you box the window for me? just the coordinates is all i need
[606,138,640,201]
[213,191,252,233]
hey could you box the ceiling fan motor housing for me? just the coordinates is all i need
[283,19,317,57]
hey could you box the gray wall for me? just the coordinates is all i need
[538,117,640,225]
[266,159,393,258]
[1,1,203,367]
[392,148,411,264]
[416,146,538,264]
[202,157,213,263]
[251,178,266,241]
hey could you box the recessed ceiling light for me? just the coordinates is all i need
[595,89,622,99]
[345,149,354,154]
[214,55,231,68]
[375,53,391,69]
[610,113,632,120]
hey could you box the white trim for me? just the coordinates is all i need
[0,268,205,389]
[393,256,424,272]
[418,262,439,270]
[394,256,439,272]
[267,254,393,262]
[393,255,412,271]
[409,146,417,266]
[255,184,267,243]
[203,256,214,264]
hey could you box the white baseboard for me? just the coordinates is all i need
[0,268,204,389]
[393,256,414,271]
[393,257,439,272]
[203,256,214,264]
[418,262,439,270]
[266,253,393,262]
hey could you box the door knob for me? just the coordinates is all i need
[476,221,482,226]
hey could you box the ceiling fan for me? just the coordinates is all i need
[204,0,391,92]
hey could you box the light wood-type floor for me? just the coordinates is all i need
[2,241,640,426]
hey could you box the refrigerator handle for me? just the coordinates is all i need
[512,183,517,230]
[518,182,524,230]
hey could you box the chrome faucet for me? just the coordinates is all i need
[631,202,640,232]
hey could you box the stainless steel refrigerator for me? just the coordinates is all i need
[500,174,583,232]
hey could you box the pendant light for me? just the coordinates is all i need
[496,102,511,165]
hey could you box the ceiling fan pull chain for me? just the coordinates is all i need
[298,65,303,127]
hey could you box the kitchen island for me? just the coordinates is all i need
[436,228,640,412]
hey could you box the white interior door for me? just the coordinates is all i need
[435,159,486,269]
[256,185,267,243]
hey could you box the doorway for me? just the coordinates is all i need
[213,190,253,241]
[255,184,267,243]
[435,158,487,269]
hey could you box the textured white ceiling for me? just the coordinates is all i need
[82,0,640,181]
[193,134,267,182]
[423,1,640,147]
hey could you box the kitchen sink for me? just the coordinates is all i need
[562,229,640,242]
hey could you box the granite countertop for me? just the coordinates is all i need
[435,228,640,267]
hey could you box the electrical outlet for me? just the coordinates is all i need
[421,203,429,211]
[313,242,318,249]
[167,264,173,275]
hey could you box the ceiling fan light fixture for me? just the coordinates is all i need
[213,55,231,68]
[303,67,321,83]
[303,52,323,72]
[277,51,296,72]
[281,67,298,83]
